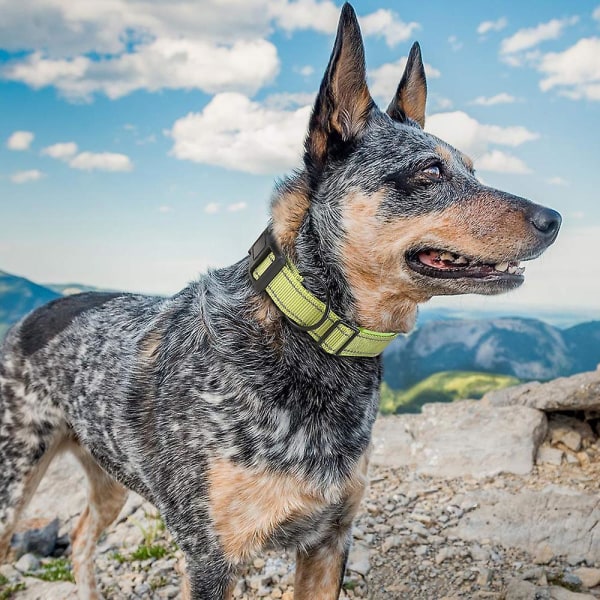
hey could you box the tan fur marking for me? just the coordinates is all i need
[208,451,370,565]
[70,444,128,600]
[208,459,327,563]
[462,153,474,171]
[139,329,162,361]
[271,180,311,256]
[435,145,453,164]
[341,191,538,332]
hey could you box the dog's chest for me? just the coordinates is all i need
[206,454,368,563]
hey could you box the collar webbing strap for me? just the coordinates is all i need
[248,228,398,358]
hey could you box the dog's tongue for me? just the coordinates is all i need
[418,250,457,270]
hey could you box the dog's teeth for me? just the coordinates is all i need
[494,262,509,272]
[454,256,468,264]
[440,252,455,261]
[507,265,519,274]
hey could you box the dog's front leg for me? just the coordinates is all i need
[294,531,352,600]
[180,552,235,600]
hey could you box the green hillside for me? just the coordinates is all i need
[380,371,520,414]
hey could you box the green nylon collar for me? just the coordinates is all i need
[248,228,398,358]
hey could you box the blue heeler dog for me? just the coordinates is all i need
[0,4,560,599]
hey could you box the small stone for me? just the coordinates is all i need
[470,544,490,562]
[253,558,266,569]
[533,544,555,565]
[548,587,596,599]
[504,578,538,599]
[158,585,179,599]
[0,564,20,579]
[537,446,564,466]
[476,567,492,587]
[134,582,151,596]
[435,547,455,565]
[573,567,600,588]
[381,535,401,553]
[347,542,371,576]
[14,552,40,573]
[282,592,294,600]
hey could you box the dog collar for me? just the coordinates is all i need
[248,228,398,358]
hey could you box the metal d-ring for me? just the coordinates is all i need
[284,286,332,332]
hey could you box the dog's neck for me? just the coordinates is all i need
[268,175,419,335]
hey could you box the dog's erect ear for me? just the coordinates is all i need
[387,42,427,128]
[305,3,373,169]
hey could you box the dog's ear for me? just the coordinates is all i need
[387,42,427,128]
[305,3,373,170]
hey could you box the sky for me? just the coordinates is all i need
[1,0,599,319]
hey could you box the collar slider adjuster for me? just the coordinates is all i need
[248,228,286,293]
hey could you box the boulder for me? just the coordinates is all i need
[483,368,600,412]
[372,401,547,478]
[449,485,600,564]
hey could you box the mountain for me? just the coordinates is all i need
[383,317,600,389]
[0,270,60,338]
[2,270,600,393]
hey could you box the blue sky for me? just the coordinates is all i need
[1,0,599,317]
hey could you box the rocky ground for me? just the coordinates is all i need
[2,368,600,600]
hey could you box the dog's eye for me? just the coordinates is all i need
[421,164,443,179]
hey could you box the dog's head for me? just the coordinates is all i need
[271,3,561,333]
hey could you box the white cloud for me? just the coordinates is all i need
[537,37,600,101]
[594,6,600,21]
[359,9,419,47]
[4,39,279,101]
[448,35,462,51]
[477,17,508,35]
[500,16,578,57]
[158,205,172,213]
[0,1,421,100]
[435,96,453,110]
[68,151,133,171]
[10,169,44,183]
[476,150,531,174]
[6,130,34,150]
[471,93,517,106]
[227,202,247,213]
[369,58,441,104]
[204,203,220,214]
[547,176,568,186]
[264,92,315,110]
[426,111,539,159]
[168,92,311,175]
[298,65,314,77]
[41,141,78,159]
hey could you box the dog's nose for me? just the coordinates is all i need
[530,207,561,243]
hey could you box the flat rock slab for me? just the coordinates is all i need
[372,401,547,478]
[450,485,600,564]
[483,367,600,411]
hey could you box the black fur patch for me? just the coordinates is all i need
[20,292,123,357]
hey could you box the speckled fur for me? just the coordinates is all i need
[0,4,560,600]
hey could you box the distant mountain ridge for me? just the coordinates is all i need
[0,270,60,337]
[383,317,600,389]
[1,269,598,389]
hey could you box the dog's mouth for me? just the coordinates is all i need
[406,248,525,281]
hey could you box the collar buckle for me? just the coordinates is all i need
[248,228,286,293]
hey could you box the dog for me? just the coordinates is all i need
[0,3,560,599]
